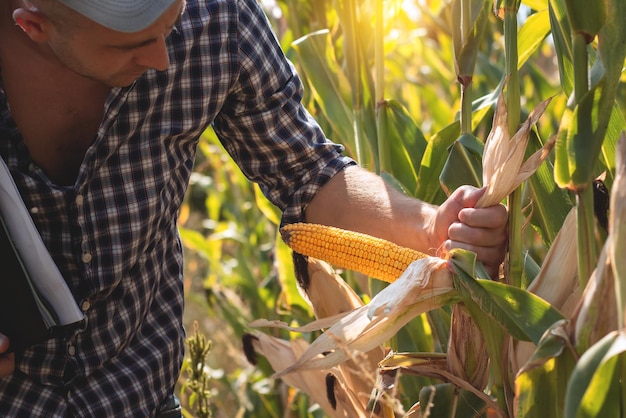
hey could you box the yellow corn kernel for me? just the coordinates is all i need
[280,223,428,283]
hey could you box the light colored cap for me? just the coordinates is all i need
[57,0,177,33]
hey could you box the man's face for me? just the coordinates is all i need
[45,0,185,87]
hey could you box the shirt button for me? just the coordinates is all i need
[67,345,76,356]
[80,300,91,312]
[75,194,84,206]
[81,253,92,264]
[30,206,39,214]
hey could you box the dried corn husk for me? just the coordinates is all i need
[447,304,490,389]
[377,352,504,416]
[250,257,455,376]
[513,207,580,370]
[325,372,378,418]
[303,258,384,409]
[609,132,626,325]
[525,206,580,315]
[478,93,555,208]
[242,331,362,417]
[303,257,367,319]
[571,244,618,351]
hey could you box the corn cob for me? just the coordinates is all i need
[280,223,427,283]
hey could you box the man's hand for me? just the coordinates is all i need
[304,167,507,278]
[0,333,15,378]
[430,185,508,279]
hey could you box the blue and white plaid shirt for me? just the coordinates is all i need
[0,0,353,415]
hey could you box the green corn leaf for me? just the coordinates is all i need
[555,92,623,192]
[554,107,574,189]
[554,91,596,190]
[597,0,626,98]
[522,0,548,10]
[515,321,577,418]
[439,133,484,196]
[179,227,218,260]
[253,184,281,226]
[291,30,356,155]
[517,359,568,418]
[518,9,552,69]
[527,130,573,246]
[377,99,428,193]
[450,249,566,344]
[564,330,626,418]
[334,0,377,167]
[592,0,626,180]
[274,233,312,316]
[451,0,491,78]
[576,355,623,418]
[414,104,491,203]
[563,0,606,41]
[418,83,460,132]
[598,104,626,188]
[549,0,575,95]
[415,122,460,204]
[376,96,392,174]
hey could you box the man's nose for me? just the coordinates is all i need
[137,35,170,71]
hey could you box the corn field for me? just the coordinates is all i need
[177,0,626,416]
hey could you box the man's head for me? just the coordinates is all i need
[12,0,186,87]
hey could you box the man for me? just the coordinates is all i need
[0,0,507,416]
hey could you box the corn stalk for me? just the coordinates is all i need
[559,0,606,288]
[495,0,524,289]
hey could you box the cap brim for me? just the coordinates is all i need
[58,0,177,33]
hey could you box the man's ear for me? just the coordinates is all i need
[12,7,52,42]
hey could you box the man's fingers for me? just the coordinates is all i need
[448,185,486,210]
[0,334,15,377]
[448,221,507,248]
[443,239,504,258]
[0,334,9,352]
[458,205,508,228]
[0,353,15,377]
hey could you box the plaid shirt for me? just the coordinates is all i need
[0,0,352,416]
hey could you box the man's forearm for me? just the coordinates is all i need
[304,165,439,255]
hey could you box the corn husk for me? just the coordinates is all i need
[247,258,386,415]
[250,257,455,376]
[571,243,618,351]
[447,304,490,389]
[526,207,580,314]
[512,207,580,370]
[243,331,362,417]
[303,257,367,319]
[303,258,384,409]
[609,132,626,325]
[478,93,555,208]
[325,373,372,417]
[377,352,504,416]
